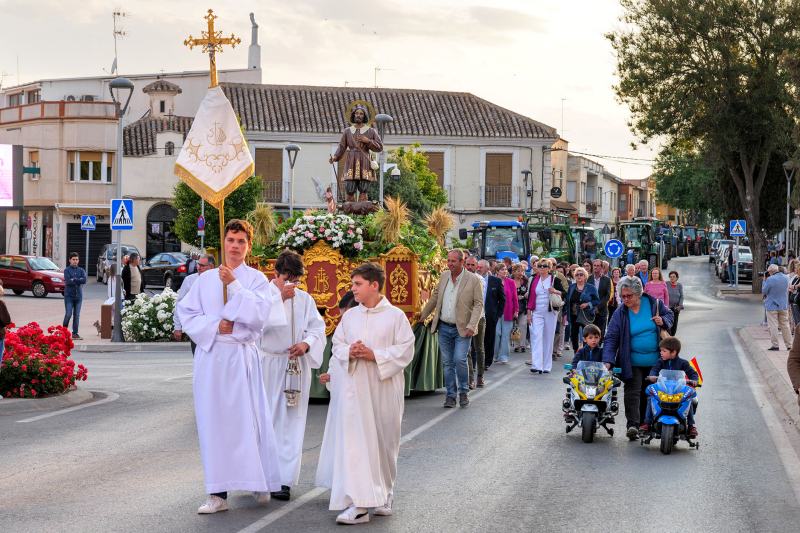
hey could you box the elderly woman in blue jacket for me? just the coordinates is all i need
[602,276,673,440]
[565,267,601,352]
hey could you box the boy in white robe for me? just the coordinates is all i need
[260,250,326,501]
[177,219,287,515]
[316,262,415,525]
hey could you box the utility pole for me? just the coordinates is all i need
[112,10,128,74]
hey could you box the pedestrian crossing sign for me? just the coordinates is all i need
[110,198,134,230]
[729,219,746,237]
[80,215,96,231]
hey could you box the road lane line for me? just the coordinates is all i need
[164,372,193,382]
[730,328,800,505]
[16,391,120,423]
[236,363,528,533]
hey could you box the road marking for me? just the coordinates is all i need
[236,364,528,533]
[164,372,193,382]
[16,391,120,423]
[729,328,800,505]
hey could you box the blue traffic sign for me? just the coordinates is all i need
[604,239,624,259]
[729,219,746,237]
[110,199,134,231]
[80,215,96,231]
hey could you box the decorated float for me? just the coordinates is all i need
[246,199,451,398]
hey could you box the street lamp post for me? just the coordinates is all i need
[521,169,532,213]
[109,77,134,343]
[285,144,301,216]
[375,113,394,205]
[783,160,796,256]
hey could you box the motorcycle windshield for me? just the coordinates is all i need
[576,361,607,386]
[657,369,687,394]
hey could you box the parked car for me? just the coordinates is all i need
[718,245,753,282]
[142,252,190,290]
[97,243,141,284]
[0,255,65,298]
[710,239,733,264]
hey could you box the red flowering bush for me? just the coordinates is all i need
[0,322,88,398]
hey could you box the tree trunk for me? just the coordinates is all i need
[729,155,768,293]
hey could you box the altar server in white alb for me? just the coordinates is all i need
[260,249,326,502]
[316,262,415,525]
[177,219,287,515]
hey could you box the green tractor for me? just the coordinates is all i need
[525,211,576,264]
[619,218,668,270]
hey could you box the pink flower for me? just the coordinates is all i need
[354,242,363,250]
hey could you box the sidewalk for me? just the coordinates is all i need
[738,325,800,431]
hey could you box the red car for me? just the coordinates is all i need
[0,255,65,298]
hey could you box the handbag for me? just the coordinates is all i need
[549,292,564,310]
[576,306,596,326]
[510,325,521,342]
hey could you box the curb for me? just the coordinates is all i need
[73,342,190,353]
[0,388,94,416]
[737,327,800,432]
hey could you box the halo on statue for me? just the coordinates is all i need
[345,99,377,126]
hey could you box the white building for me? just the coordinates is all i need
[0,14,262,273]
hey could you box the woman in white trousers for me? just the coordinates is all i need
[527,260,566,374]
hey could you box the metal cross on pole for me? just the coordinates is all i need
[183,9,241,301]
[183,9,241,89]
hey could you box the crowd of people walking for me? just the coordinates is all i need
[426,250,687,439]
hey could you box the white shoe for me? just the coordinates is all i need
[253,491,271,504]
[197,495,228,514]
[373,493,394,516]
[336,505,370,524]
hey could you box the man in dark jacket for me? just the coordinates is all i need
[63,252,87,340]
[590,259,612,336]
[121,253,144,301]
[478,260,505,370]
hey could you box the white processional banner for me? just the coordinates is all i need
[174,86,254,208]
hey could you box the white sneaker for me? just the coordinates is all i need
[336,505,370,524]
[197,495,228,514]
[253,491,271,504]
[373,493,394,516]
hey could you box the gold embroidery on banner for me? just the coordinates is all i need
[390,264,409,302]
[183,124,248,174]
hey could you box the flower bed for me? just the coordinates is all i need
[0,323,88,398]
[121,289,177,342]
[277,213,364,256]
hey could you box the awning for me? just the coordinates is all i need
[55,203,110,216]
[549,199,576,212]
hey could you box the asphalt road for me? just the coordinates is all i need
[1,257,799,532]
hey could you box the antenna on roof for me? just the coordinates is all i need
[112,9,128,75]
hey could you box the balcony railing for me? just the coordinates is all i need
[0,101,117,125]
[484,185,513,208]
[262,180,282,203]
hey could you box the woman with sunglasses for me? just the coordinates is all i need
[565,267,601,352]
[526,260,567,374]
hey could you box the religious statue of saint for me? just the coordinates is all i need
[329,104,383,203]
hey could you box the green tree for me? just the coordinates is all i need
[609,0,800,290]
[653,142,722,226]
[383,145,447,220]
[173,175,263,249]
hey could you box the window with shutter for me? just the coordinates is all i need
[425,152,445,188]
[484,153,512,207]
[255,148,283,202]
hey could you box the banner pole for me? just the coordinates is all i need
[219,198,227,303]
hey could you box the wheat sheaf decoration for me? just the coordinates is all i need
[425,206,454,246]
[246,202,278,248]
[375,196,410,245]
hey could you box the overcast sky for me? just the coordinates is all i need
[0,0,655,180]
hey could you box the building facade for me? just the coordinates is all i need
[123,82,560,254]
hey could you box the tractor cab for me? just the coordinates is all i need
[619,218,667,269]
[462,220,527,262]
[526,211,575,263]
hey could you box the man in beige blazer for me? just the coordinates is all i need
[421,249,484,408]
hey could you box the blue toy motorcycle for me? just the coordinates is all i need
[640,369,700,454]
